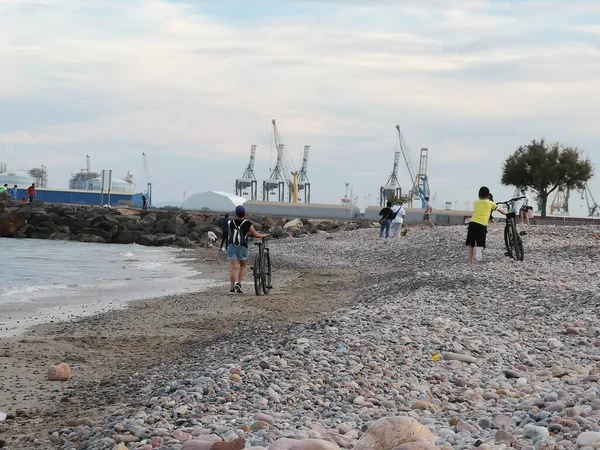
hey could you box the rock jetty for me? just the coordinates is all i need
[0,200,366,247]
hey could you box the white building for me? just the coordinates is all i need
[182,191,247,212]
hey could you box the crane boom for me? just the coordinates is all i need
[396,125,430,208]
[248,145,256,172]
[299,145,310,182]
[396,125,418,189]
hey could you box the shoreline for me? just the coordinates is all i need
[0,243,357,449]
[0,245,224,338]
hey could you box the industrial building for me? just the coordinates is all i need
[244,201,359,220]
[0,159,144,207]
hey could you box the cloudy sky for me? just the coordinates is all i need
[1,0,599,212]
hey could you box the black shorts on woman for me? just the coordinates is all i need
[465,221,487,248]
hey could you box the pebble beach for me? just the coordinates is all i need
[3,224,600,450]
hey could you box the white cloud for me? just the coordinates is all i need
[0,0,599,205]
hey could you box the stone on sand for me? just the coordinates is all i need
[47,363,71,381]
[354,416,436,450]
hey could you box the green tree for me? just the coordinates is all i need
[501,139,594,217]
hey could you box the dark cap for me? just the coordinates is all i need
[235,205,246,217]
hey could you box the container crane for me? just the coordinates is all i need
[395,125,430,208]
[550,187,570,215]
[235,145,258,200]
[263,119,294,202]
[581,184,600,217]
[297,145,311,203]
[142,152,152,206]
[379,151,402,206]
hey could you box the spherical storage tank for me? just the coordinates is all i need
[90,176,134,193]
[182,191,247,212]
[0,170,35,187]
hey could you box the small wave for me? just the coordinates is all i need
[120,252,136,258]
[0,283,70,298]
[131,262,163,271]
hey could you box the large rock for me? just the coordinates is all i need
[0,212,25,237]
[91,214,119,230]
[392,441,441,450]
[48,363,71,381]
[354,416,436,450]
[74,233,106,244]
[79,227,111,241]
[268,438,340,450]
[113,230,142,244]
[136,234,156,246]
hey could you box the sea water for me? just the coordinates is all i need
[0,238,218,335]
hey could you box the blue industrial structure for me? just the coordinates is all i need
[10,188,144,207]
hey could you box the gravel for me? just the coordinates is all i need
[49,224,600,450]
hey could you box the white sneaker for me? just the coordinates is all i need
[475,247,483,262]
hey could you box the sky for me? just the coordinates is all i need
[1,0,599,213]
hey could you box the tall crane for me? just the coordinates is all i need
[581,184,600,217]
[235,145,258,200]
[550,187,570,215]
[263,119,293,202]
[379,151,402,206]
[396,125,430,208]
[142,152,152,206]
[297,145,311,203]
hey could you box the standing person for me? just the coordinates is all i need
[520,190,531,226]
[227,205,268,295]
[488,193,495,224]
[378,201,394,238]
[390,201,406,238]
[10,185,18,201]
[141,195,148,210]
[27,183,36,203]
[465,186,507,267]
[0,184,7,195]
[220,213,230,252]
[422,197,435,227]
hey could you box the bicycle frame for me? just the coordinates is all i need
[497,196,525,261]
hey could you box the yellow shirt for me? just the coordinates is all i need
[471,199,497,226]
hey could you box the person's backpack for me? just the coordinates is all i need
[230,220,248,247]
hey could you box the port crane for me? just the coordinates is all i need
[142,152,152,206]
[581,184,600,217]
[550,187,570,215]
[263,119,298,202]
[297,145,311,203]
[395,125,430,208]
[379,151,402,206]
[235,145,258,200]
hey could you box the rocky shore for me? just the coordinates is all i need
[2,224,600,450]
[0,201,366,247]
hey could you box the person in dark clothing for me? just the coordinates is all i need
[141,195,148,210]
[220,213,230,252]
[378,201,394,238]
[227,206,268,295]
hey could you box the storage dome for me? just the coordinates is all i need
[0,170,35,187]
[90,176,135,193]
[182,191,247,212]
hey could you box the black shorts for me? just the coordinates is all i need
[466,222,487,248]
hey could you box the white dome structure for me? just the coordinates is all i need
[90,176,135,193]
[0,170,35,187]
[182,191,247,212]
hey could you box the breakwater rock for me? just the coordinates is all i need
[0,201,369,247]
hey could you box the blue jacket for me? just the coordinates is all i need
[221,217,230,233]
[10,188,17,200]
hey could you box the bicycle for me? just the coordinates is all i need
[252,237,272,296]
[496,196,525,261]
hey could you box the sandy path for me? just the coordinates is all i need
[0,247,357,449]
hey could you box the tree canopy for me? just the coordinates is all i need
[501,139,594,217]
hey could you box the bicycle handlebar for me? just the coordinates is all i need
[496,196,525,205]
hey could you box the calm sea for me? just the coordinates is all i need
[0,238,217,335]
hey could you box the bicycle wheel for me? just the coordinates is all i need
[253,253,262,296]
[513,222,524,261]
[504,222,515,260]
[261,250,272,295]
